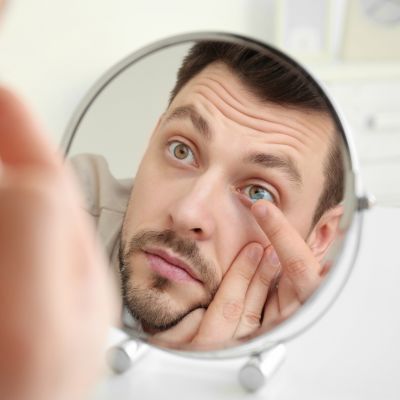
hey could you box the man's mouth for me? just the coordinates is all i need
[143,248,202,284]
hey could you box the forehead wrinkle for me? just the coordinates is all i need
[199,67,332,138]
[203,74,319,139]
[204,75,324,147]
[206,75,247,108]
[246,133,309,157]
[191,81,324,153]
[193,87,309,154]
[192,74,332,152]
[193,90,313,175]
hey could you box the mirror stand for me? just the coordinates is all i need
[106,339,148,374]
[106,338,286,392]
[238,344,286,392]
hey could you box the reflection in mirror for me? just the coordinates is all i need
[65,37,355,352]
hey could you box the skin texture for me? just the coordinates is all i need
[120,62,343,345]
[0,88,116,400]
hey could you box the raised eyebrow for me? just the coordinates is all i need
[164,105,212,141]
[244,152,303,187]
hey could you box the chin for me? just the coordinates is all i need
[124,279,207,332]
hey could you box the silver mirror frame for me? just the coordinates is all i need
[62,31,369,359]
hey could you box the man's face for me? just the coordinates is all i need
[120,62,334,331]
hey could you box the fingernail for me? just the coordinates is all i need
[267,249,282,281]
[247,244,263,264]
[267,248,280,268]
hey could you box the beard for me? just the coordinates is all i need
[119,230,219,332]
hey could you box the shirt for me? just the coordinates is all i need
[70,154,144,335]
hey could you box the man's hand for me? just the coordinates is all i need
[154,200,323,347]
[0,88,116,400]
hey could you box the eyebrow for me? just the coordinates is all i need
[165,105,302,187]
[165,105,212,141]
[244,153,302,187]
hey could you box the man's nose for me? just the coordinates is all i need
[168,175,221,241]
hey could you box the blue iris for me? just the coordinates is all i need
[246,185,274,203]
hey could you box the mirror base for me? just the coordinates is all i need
[238,344,286,392]
[106,339,148,374]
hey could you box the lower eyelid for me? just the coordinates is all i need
[236,191,254,209]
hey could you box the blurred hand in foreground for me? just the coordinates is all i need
[0,88,116,400]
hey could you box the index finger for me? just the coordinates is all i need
[252,200,320,302]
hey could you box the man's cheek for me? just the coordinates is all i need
[228,227,268,267]
[129,179,165,221]
[234,206,270,248]
[217,249,240,281]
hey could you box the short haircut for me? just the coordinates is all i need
[169,41,344,225]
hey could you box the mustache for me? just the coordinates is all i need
[122,230,219,295]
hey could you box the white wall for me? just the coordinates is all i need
[0,0,275,143]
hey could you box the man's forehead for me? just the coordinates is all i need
[167,62,335,139]
[172,62,261,108]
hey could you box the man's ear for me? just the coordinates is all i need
[307,205,344,263]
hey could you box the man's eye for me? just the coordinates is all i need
[168,141,195,164]
[243,184,274,203]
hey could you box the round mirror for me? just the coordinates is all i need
[62,32,367,357]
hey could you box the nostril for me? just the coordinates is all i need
[192,228,202,234]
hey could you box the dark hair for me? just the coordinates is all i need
[169,41,344,224]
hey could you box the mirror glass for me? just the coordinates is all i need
[64,34,357,353]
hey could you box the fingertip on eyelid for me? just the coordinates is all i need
[236,190,253,209]
[252,200,271,217]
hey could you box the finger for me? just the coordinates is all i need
[252,200,320,303]
[262,290,299,332]
[262,291,281,331]
[0,87,59,168]
[269,274,301,325]
[274,273,301,312]
[152,308,205,345]
[234,246,281,338]
[192,242,263,345]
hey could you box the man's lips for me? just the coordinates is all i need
[143,248,202,283]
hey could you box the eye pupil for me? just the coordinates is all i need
[248,185,273,202]
[249,186,264,199]
[174,144,188,159]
